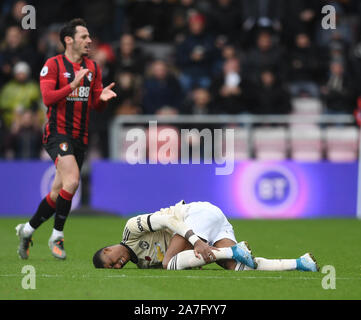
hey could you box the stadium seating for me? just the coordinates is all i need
[253,126,288,160]
[119,126,147,162]
[231,127,251,160]
[290,125,323,162]
[325,126,359,162]
[115,122,360,163]
[291,97,323,116]
[146,125,180,163]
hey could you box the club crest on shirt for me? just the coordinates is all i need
[87,72,93,82]
[59,142,68,152]
[139,241,150,250]
[63,72,71,78]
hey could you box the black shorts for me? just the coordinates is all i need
[43,134,87,170]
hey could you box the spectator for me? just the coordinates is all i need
[109,71,143,115]
[210,58,249,114]
[0,0,38,48]
[1,1,28,31]
[248,69,291,115]
[181,87,215,115]
[37,24,64,60]
[31,0,79,29]
[241,0,283,47]
[6,109,42,159]
[0,25,37,85]
[78,0,115,42]
[115,33,148,75]
[0,61,41,130]
[90,37,116,85]
[321,60,356,114]
[176,13,217,93]
[287,32,321,97]
[213,42,241,76]
[168,0,209,44]
[350,40,361,86]
[243,30,284,85]
[169,8,190,45]
[180,87,220,133]
[315,3,354,49]
[281,0,321,46]
[113,0,128,40]
[113,98,142,116]
[127,0,174,43]
[207,0,243,44]
[142,60,183,115]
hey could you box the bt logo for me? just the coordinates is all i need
[255,171,292,206]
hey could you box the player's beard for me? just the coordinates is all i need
[73,41,89,57]
[81,46,90,57]
[82,46,90,57]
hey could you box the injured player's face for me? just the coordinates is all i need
[102,245,131,269]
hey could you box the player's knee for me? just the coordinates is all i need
[51,183,62,199]
[63,177,79,194]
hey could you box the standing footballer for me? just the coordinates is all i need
[15,18,116,260]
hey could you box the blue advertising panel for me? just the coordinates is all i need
[0,161,81,216]
[90,161,357,218]
[0,161,356,218]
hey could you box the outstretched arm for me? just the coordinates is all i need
[149,213,217,263]
[92,63,116,111]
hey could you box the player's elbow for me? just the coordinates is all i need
[42,94,52,106]
[162,256,171,269]
[41,92,58,106]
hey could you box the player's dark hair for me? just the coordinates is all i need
[59,18,87,49]
[92,246,107,268]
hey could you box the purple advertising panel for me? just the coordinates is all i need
[0,161,81,216]
[91,161,357,218]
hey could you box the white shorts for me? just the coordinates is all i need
[184,202,237,246]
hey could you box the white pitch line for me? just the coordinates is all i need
[0,273,360,281]
[103,274,361,281]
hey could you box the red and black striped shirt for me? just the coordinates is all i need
[40,54,105,146]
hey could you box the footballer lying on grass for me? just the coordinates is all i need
[93,201,319,272]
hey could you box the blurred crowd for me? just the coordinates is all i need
[1,0,361,160]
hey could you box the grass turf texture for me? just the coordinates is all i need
[0,217,360,300]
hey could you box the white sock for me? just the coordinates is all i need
[23,222,35,237]
[242,257,297,271]
[167,248,233,270]
[50,229,64,241]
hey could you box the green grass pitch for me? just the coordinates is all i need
[1,216,361,300]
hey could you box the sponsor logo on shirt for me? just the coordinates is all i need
[67,86,90,102]
[137,216,144,232]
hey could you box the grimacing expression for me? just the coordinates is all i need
[67,26,92,57]
[102,245,131,269]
